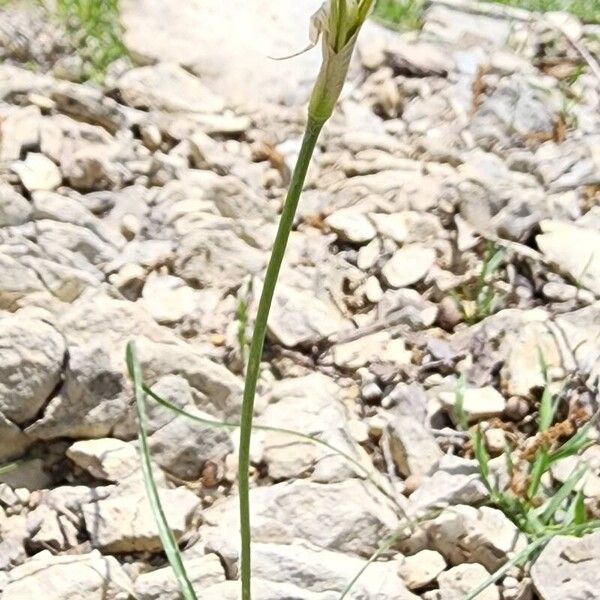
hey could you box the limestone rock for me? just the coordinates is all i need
[2,550,134,600]
[135,553,226,600]
[175,227,265,289]
[536,220,600,295]
[0,184,31,226]
[387,416,443,478]
[0,316,65,425]
[439,386,506,423]
[381,245,435,288]
[67,438,139,482]
[425,505,527,572]
[399,549,447,591]
[258,374,369,482]
[531,531,600,600]
[146,376,233,480]
[202,479,399,558]
[12,153,62,192]
[118,63,226,113]
[331,331,412,369]
[438,563,499,600]
[267,284,350,347]
[250,542,419,599]
[409,471,489,514]
[120,0,324,107]
[82,488,200,552]
[325,209,377,244]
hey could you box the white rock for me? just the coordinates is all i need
[3,550,134,599]
[387,416,443,478]
[0,184,31,226]
[370,212,410,243]
[409,471,489,514]
[67,438,139,482]
[82,488,199,552]
[268,284,350,347]
[117,63,226,113]
[135,553,226,600]
[120,0,325,107]
[175,227,265,289]
[381,245,435,288]
[439,386,506,423]
[202,479,399,558]
[250,542,418,599]
[258,374,369,482]
[0,105,42,161]
[536,220,600,295]
[325,209,377,243]
[399,549,447,590]
[12,153,61,192]
[531,531,600,600]
[425,505,527,572]
[438,563,499,600]
[140,272,200,324]
[0,253,45,310]
[332,331,412,369]
[147,376,233,480]
[365,276,384,303]
[357,238,382,270]
[0,316,65,425]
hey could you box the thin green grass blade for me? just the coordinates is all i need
[126,342,198,600]
[535,464,587,526]
[453,374,468,430]
[548,410,599,464]
[564,490,586,527]
[142,383,409,518]
[527,449,549,500]
[0,462,19,476]
[474,426,492,492]
[339,527,409,600]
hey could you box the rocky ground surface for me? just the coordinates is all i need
[0,0,600,599]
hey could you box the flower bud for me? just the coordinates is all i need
[307,0,375,123]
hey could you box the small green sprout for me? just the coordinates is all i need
[452,242,505,325]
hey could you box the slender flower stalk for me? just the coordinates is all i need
[238,2,375,599]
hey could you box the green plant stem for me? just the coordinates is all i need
[238,117,324,600]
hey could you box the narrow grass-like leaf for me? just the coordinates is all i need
[474,426,492,492]
[339,524,411,600]
[453,374,468,430]
[564,490,586,527]
[0,462,19,476]
[142,383,408,517]
[527,449,549,500]
[535,464,587,526]
[547,411,599,464]
[126,342,198,600]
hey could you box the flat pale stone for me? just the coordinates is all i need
[12,153,61,192]
[439,386,506,423]
[438,563,499,600]
[325,209,377,243]
[82,488,200,552]
[381,245,435,288]
[399,549,447,590]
